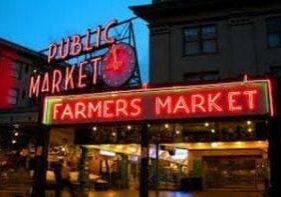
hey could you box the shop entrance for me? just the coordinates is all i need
[202,156,266,190]
[45,119,269,192]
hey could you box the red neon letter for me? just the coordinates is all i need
[59,37,70,59]
[53,103,62,120]
[88,101,102,118]
[90,57,101,85]
[130,98,142,117]
[41,73,50,93]
[173,96,190,114]
[75,102,87,119]
[85,29,93,52]
[103,100,114,118]
[71,35,82,56]
[29,75,41,98]
[65,66,75,90]
[243,90,258,110]
[95,26,101,48]
[61,104,74,120]
[155,96,171,115]
[191,94,206,113]
[116,99,128,117]
[228,91,242,111]
[103,19,117,44]
[51,69,62,94]
[48,43,57,63]
[78,61,88,88]
[208,92,223,112]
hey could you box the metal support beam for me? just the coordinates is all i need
[140,124,149,197]
[31,124,50,197]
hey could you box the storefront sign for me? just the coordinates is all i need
[29,19,137,98]
[47,19,117,63]
[42,79,273,125]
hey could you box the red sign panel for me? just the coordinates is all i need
[43,80,273,125]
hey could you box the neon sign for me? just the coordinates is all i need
[43,79,273,125]
[28,20,138,98]
[47,19,117,63]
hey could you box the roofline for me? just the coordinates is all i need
[130,0,281,23]
[0,37,47,60]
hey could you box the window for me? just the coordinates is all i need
[266,16,281,48]
[183,71,219,82]
[7,88,19,105]
[270,66,281,77]
[25,64,29,73]
[184,24,217,56]
[11,61,22,79]
[22,90,26,99]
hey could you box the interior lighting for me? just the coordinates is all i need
[211,129,216,133]
[204,122,209,127]
[111,132,117,137]
[13,124,19,129]
[211,142,218,148]
[12,140,16,144]
[176,130,181,135]
[100,150,116,157]
[247,128,253,133]
[246,121,252,125]
[92,126,97,131]
[127,125,132,130]
[14,132,19,136]
[164,124,169,129]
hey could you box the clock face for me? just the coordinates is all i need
[102,43,136,87]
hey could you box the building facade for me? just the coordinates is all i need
[132,0,281,84]
[131,0,281,194]
[2,1,281,195]
[0,37,46,190]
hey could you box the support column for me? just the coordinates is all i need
[155,142,159,191]
[120,154,129,189]
[31,124,50,197]
[268,117,281,197]
[78,146,89,190]
[268,77,281,197]
[140,124,149,197]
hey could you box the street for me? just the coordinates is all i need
[0,190,265,197]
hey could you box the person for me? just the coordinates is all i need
[54,159,76,197]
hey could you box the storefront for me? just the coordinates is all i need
[41,78,273,192]
[27,18,276,196]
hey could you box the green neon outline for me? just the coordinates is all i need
[42,98,49,125]
[43,98,62,125]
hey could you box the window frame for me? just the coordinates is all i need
[183,24,218,56]
[183,71,220,82]
[10,61,22,79]
[266,15,281,49]
[7,88,19,105]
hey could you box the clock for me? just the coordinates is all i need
[102,43,136,87]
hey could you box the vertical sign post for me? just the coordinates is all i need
[140,123,149,197]
[31,124,50,197]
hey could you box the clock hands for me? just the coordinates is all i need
[105,44,123,72]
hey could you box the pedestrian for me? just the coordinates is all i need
[54,159,76,197]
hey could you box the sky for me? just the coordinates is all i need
[0,0,150,82]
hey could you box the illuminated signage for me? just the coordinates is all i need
[47,19,117,63]
[99,150,116,157]
[29,19,138,98]
[171,148,188,160]
[43,79,273,125]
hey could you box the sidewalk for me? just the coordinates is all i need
[0,190,265,197]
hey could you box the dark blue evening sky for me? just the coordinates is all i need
[0,0,150,82]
